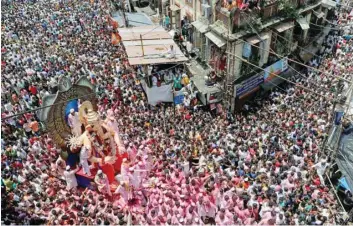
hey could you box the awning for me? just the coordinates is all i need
[313,10,325,18]
[205,31,226,48]
[119,25,188,65]
[322,0,336,9]
[112,12,153,28]
[124,44,188,65]
[246,34,270,44]
[191,20,209,33]
[274,21,295,33]
[296,17,310,30]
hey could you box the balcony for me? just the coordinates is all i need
[215,6,231,30]
[260,2,279,20]
[215,0,322,36]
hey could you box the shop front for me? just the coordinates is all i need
[233,73,264,111]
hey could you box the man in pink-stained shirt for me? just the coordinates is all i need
[147,208,159,225]
[120,158,130,178]
[258,217,276,225]
[259,210,277,224]
[243,205,252,219]
[219,193,233,209]
[185,205,199,222]
[201,200,217,219]
[171,170,186,185]
[171,212,181,225]
[158,205,168,222]
[172,201,185,216]
[127,143,137,162]
[114,182,130,202]
[215,209,233,225]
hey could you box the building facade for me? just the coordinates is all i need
[166,0,337,111]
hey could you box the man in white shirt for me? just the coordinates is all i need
[64,165,79,191]
[79,146,91,176]
[68,108,82,136]
[311,159,329,184]
[164,45,176,59]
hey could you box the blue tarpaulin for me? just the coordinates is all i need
[339,177,351,191]
[174,95,184,105]
[335,111,344,125]
[242,43,252,58]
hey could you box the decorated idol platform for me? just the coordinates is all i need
[39,76,128,192]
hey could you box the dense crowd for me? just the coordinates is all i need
[1,0,353,225]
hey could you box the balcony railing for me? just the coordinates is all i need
[215,0,322,35]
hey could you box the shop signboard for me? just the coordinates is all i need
[236,74,264,97]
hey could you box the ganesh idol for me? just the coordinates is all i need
[67,101,128,183]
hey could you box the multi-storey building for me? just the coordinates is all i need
[166,0,338,111]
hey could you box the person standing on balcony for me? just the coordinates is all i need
[164,14,170,30]
[181,16,188,28]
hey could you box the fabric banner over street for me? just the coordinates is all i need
[141,80,184,105]
[141,80,174,105]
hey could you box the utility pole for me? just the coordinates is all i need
[140,34,144,56]
[224,20,233,113]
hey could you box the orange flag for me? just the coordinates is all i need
[237,0,242,8]
[112,33,118,45]
[112,33,121,45]
[115,32,121,42]
[111,18,119,29]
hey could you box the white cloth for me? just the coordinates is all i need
[79,146,91,176]
[152,76,158,86]
[115,184,131,202]
[68,112,82,136]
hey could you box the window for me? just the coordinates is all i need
[249,42,260,66]
[272,31,288,56]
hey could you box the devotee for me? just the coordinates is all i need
[68,109,82,136]
[63,165,80,190]
[94,170,112,197]
[80,146,92,176]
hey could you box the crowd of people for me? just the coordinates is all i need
[1,0,353,225]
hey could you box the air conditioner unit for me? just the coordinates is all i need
[202,4,211,18]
